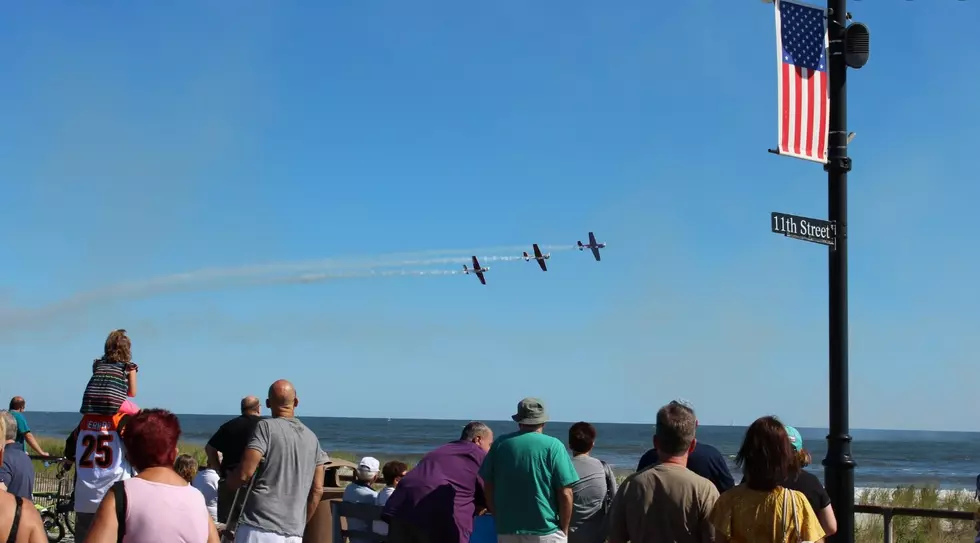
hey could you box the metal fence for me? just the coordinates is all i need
[855,504,977,543]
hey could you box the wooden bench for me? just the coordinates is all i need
[331,501,386,543]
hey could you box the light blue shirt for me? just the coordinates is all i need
[343,482,378,543]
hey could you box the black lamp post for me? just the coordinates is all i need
[823,0,869,540]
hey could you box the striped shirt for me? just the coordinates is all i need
[79,359,133,415]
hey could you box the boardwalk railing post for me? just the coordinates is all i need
[882,510,893,543]
[853,504,972,542]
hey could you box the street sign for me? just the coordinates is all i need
[771,212,837,247]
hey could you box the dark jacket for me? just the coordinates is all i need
[636,442,734,493]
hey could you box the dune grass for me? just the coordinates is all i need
[34,437,979,541]
[854,486,978,543]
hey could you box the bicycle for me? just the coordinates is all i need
[30,459,75,543]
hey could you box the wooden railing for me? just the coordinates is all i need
[32,470,74,508]
[854,504,977,543]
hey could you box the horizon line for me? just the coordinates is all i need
[28,411,980,434]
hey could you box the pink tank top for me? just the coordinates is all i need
[122,478,210,543]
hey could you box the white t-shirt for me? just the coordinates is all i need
[192,468,220,520]
[373,486,396,535]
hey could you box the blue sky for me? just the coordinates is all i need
[1,1,977,431]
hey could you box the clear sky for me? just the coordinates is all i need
[1,1,977,431]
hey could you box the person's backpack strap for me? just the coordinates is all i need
[6,496,23,543]
[112,480,128,542]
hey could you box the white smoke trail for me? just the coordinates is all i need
[187,245,535,277]
[479,255,525,262]
[0,267,467,330]
[538,244,581,253]
[152,244,577,279]
[288,268,462,284]
[64,252,540,303]
[0,241,579,328]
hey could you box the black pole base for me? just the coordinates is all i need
[823,433,857,541]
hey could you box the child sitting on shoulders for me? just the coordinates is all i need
[80,329,140,416]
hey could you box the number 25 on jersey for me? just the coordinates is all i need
[79,434,115,469]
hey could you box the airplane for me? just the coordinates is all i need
[462,256,489,285]
[522,243,551,272]
[577,231,606,261]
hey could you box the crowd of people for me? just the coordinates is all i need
[363,398,837,543]
[0,329,843,543]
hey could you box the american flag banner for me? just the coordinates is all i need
[775,0,829,164]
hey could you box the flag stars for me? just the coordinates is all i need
[780,0,827,72]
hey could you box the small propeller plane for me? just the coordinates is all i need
[462,256,489,285]
[522,243,551,272]
[577,231,606,261]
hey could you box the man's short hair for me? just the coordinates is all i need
[0,411,15,441]
[655,401,697,456]
[8,397,24,411]
[460,421,491,442]
[568,422,597,454]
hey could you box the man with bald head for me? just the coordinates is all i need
[231,380,330,543]
[206,395,263,523]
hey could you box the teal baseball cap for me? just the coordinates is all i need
[785,425,803,451]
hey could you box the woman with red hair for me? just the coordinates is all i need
[86,409,220,543]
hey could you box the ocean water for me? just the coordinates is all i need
[26,412,980,490]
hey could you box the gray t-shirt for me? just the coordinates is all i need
[238,417,330,537]
[569,455,616,543]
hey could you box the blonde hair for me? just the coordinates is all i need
[174,454,198,483]
[0,414,5,447]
